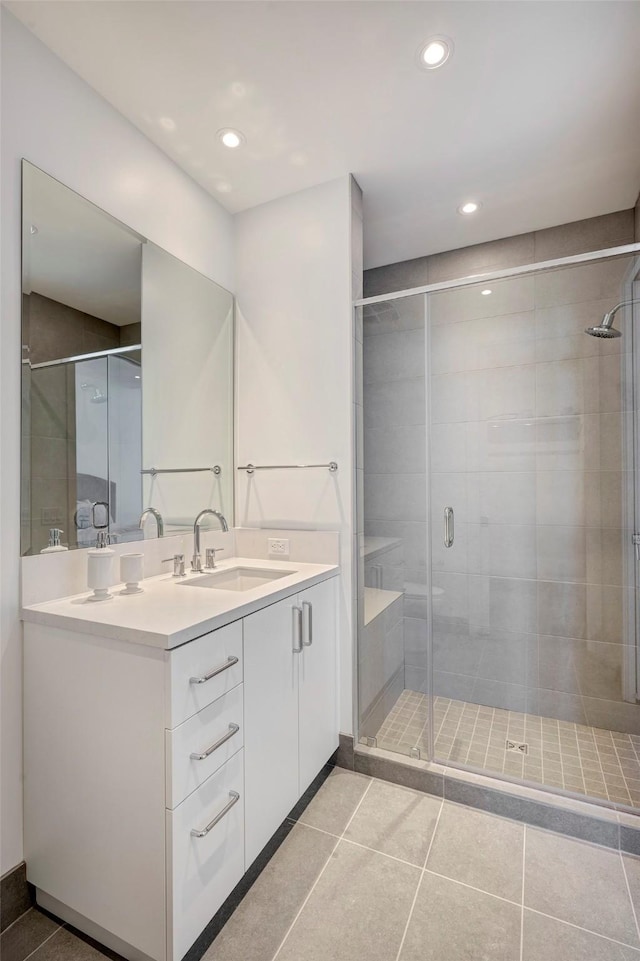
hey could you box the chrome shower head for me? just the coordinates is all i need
[584,323,622,339]
[585,301,634,339]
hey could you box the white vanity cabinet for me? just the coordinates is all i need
[243,577,338,867]
[22,569,338,961]
[24,619,245,961]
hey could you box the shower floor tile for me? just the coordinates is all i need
[374,690,640,808]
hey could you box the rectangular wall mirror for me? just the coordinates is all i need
[21,161,234,555]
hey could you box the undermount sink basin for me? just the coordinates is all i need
[178,567,294,592]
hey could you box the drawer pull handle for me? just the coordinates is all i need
[190,655,239,685]
[190,723,240,761]
[191,791,240,838]
[302,601,313,646]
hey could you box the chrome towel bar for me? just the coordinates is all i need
[141,466,221,476]
[237,462,338,474]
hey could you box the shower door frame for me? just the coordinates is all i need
[355,240,640,793]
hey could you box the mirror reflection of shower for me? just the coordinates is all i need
[585,300,637,338]
[80,382,108,404]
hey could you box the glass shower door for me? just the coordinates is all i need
[427,254,640,808]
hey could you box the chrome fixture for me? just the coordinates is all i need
[192,509,229,572]
[205,547,224,570]
[80,383,108,404]
[237,461,338,474]
[162,553,186,576]
[189,655,238,685]
[141,465,221,477]
[444,507,454,548]
[190,723,239,761]
[92,501,110,547]
[585,300,638,338]
[191,791,240,838]
[139,507,164,538]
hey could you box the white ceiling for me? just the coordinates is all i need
[8,1,640,269]
[23,163,142,326]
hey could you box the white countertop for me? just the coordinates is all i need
[22,557,339,650]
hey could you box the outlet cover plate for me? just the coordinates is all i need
[268,537,290,558]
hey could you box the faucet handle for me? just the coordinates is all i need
[205,547,224,570]
[162,553,186,577]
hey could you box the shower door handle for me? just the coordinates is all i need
[444,507,454,548]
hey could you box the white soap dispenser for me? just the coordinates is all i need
[40,528,69,553]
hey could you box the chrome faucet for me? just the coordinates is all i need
[139,507,164,538]
[192,509,228,572]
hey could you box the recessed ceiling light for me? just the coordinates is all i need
[481,289,492,296]
[159,116,176,132]
[218,128,244,149]
[418,36,453,70]
[458,201,481,215]
[216,181,233,194]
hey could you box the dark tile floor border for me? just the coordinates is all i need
[353,747,640,853]
[182,761,334,961]
[1,861,34,932]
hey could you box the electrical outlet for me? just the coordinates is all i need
[268,537,290,557]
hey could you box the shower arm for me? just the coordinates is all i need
[602,301,636,329]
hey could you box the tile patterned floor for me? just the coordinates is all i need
[3,769,639,961]
[375,690,640,808]
[209,768,639,961]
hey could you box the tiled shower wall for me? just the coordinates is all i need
[362,208,640,738]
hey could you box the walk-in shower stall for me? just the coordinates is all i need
[356,246,640,812]
[22,346,142,554]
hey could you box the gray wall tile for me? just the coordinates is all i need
[533,209,634,261]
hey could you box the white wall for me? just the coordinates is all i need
[234,177,355,735]
[0,10,234,875]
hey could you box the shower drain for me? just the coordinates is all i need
[505,740,529,755]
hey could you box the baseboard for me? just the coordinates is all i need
[1,861,34,932]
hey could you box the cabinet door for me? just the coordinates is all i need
[243,597,300,868]
[298,578,338,793]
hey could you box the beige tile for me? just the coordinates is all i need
[205,823,336,961]
[297,769,371,835]
[344,779,441,866]
[523,909,640,961]
[276,840,420,961]
[426,801,524,901]
[399,871,522,961]
[525,828,639,946]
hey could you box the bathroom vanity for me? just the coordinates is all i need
[22,554,339,961]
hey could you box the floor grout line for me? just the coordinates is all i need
[296,821,428,872]
[520,825,527,961]
[271,778,374,961]
[524,907,640,952]
[0,905,35,937]
[620,849,640,947]
[393,798,445,961]
[19,923,64,961]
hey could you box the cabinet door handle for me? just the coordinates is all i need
[190,723,240,761]
[189,655,238,685]
[292,606,303,653]
[302,601,313,646]
[190,791,240,838]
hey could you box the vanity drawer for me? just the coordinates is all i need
[166,620,243,728]
[166,750,244,961]
[166,684,244,809]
